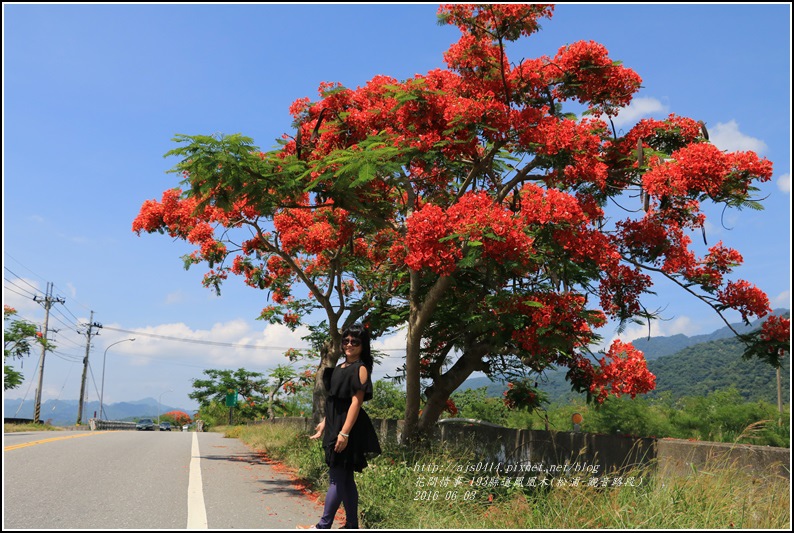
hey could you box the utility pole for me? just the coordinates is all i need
[32,282,64,424]
[76,312,102,426]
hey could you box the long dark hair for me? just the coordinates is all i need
[341,322,373,372]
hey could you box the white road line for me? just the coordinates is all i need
[187,432,208,529]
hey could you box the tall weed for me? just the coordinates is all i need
[231,422,790,529]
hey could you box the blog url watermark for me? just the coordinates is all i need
[411,460,644,500]
[413,460,601,476]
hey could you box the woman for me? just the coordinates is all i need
[303,323,381,530]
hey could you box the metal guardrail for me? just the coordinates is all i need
[90,419,137,430]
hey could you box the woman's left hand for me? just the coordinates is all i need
[334,434,348,452]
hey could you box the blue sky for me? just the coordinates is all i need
[3,3,791,415]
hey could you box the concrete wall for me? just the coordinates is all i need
[262,417,789,481]
[656,437,789,479]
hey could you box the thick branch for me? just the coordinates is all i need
[411,274,453,336]
[497,160,543,202]
[246,220,337,319]
[456,142,505,201]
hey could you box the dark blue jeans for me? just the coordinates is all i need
[317,465,358,529]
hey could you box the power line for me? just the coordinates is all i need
[50,350,85,363]
[3,253,49,284]
[3,267,45,296]
[3,284,37,301]
[3,253,94,314]
[48,311,81,333]
[48,332,86,350]
[8,312,85,351]
[58,303,84,325]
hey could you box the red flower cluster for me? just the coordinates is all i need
[519,183,589,226]
[419,357,432,378]
[283,381,297,395]
[598,264,652,320]
[552,40,643,115]
[444,399,459,416]
[503,293,605,360]
[691,243,744,290]
[717,280,770,322]
[438,4,554,41]
[163,410,191,425]
[283,312,300,326]
[760,315,790,346]
[132,188,231,265]
[589,341,656,404]
[274,204,352,255]
[404,203,462,275]
[643,143,772,201]
[503,380,547,411]
[612,114,702,169]
[404,191,536,275]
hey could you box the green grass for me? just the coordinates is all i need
[4,422,65,432]
[227,423,791,529]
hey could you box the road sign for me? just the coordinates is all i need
[225,392,238,407]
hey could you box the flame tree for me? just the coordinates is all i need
[134,4,789,440]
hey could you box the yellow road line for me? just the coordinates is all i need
[4,431,109,451]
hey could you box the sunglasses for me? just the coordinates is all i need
[342,338,362,347]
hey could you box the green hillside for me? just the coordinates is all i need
[647,335,789,403]
[460,311,790,405]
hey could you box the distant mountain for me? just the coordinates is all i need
[458,309,790,404]
[628,309,787,361]
[3,397,194,426]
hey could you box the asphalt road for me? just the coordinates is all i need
[3,429,323,529]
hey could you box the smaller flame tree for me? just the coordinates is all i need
[161,410,192,427]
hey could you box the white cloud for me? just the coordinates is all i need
[52,319,396,408]
[777,172,790,194]
[771,290,790,310]
[709,120,768,154]
[606,97,668,129]
[164,291,186,305]
[610,315,700,346]
[65,282,78,298]
[104,320,312,369]
[67,235,92,245]
[371,326,407,382]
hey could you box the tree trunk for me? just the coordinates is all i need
[313,340,332,425]
[312,325,343,425]
[268,388,277,420]
[403,273,452,442]
[417,348,489,434]
[404,315,422,442]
